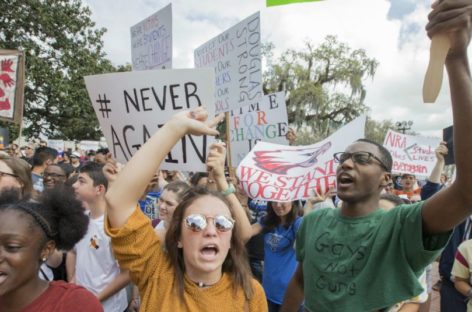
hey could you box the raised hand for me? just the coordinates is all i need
[169,107,224,137]
[206,142,226,181]
[103,154,122,185]
[427,0,472,59]
[307,186,336,205]
[435,141,448,162]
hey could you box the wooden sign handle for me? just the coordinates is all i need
[423,34,450,103]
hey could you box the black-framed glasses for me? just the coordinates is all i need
[43,172,66,179]
[0,171,18,178]
[184,214,235,232]
[333,151,390,172]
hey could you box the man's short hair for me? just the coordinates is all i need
[32,147,58,167]
[78,162,108,190]
[96,148,109,155]
[356,138,392,172]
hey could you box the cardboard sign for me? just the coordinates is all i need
[194,12,262,114]
[383,130,441,177]
[230,92,288,166]
[237,115,366,201]
[47,139,65,152]
[131,4,172,70]
[84,68,215,171]
[0,49,25,123]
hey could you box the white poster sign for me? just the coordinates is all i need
[47,139,65,152]
[131,4,172,70]
[230,92,288,166]
[84,68,215,171]
[383,130,441,177]
[237,115,366,201]
[79,140,101,152]
[194,12,262,114]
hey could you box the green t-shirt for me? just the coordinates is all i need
[296,201,450,312]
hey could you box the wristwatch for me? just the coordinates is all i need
[221,184,235,196]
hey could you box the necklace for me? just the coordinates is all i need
[197,281,206,288]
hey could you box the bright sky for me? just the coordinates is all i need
[84,0,469,138]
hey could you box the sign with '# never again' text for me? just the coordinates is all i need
[84,69,215,171]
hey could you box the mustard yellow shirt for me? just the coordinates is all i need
[105,207,268,311]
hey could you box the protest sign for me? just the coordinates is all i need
[79,140,101,152]
[267,0,324,7]
[383,130,441,177]
[84,68,215,171]
[194,12,262,114]
[131,4,172,70]
[47,139,65,152]
[0,49,25,123]
[237,115,366,201]
[230,92,288,166]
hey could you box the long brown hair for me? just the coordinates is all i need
[165,187,254,300]
[263,201,299,233]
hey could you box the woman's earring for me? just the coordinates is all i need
[177,241,183,248]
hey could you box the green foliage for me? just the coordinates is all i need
[0,0,119,140]
[365,117,394,144]
[263,36,378,139]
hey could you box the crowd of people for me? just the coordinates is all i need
[1,1,472,311]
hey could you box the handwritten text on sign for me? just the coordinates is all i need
[382,130,440,177]
[194,12,262,114]
[237,115,366,201]
[84,69,214,171]
[230,92,288,166]
[131,4,172,70]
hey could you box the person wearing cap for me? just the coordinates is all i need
[394,173,422,201]
[70,151,83,173]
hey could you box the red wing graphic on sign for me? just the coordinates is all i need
[253,141,332,174]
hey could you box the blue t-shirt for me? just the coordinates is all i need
[261,216,302,304]
[138,192,160,220]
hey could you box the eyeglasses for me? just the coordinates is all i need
[0,171,18,178]
[184,214,235,232]
[333,151,390,172]
[43,172,66,178]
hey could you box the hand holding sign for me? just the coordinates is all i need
[206,142,227,181]
[424,0,472,103]
[435,141,448,163]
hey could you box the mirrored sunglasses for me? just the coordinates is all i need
[184,214,235,232]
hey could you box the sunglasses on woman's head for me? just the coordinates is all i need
[184,214,235,232]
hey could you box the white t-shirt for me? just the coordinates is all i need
[75,214,127,312]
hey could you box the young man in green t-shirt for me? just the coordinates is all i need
[281,1,472,311]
